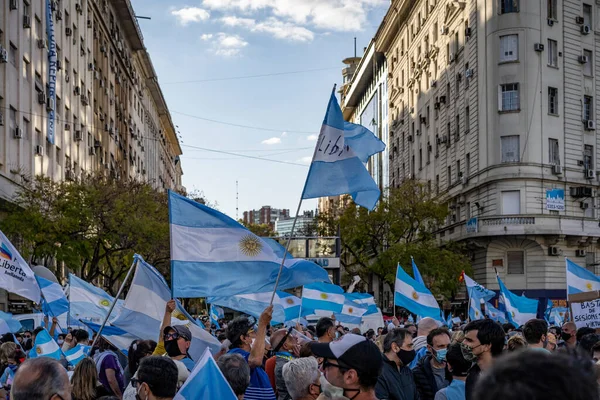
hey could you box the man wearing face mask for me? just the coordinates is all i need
[311,333,383,400]
[559,322,577,348]
[461,319,505,400]
[132,356,178,400]
[375,328,419,400]
[316,318,338,343]
[434,343,470,400]
[522,319,550,353]
[282,357,322,400]
[413,328,452,400]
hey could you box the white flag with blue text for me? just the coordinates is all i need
[0,230,41,303]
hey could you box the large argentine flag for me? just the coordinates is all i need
[209,291,306,325]
[0,229,41,303]
[36,276,69,322]
[394,265,441,320]
[174,349,237,400]
[463,273,496,302]
[69,274,123,324]
[497,276,538,328]
[566,258,600,294]
[301,92,382,210]
[344,293,378,315]
[30,329,62,360]
[302,282,345,313]
[169,191,330,298]
[111,255,221,360]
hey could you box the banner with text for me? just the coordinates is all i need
[571,299,600,329]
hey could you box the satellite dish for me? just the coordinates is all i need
[32,265,59,284]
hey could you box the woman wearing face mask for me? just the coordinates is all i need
[72,357,112,400]
[375,328,419,400]
[0,346,23,389]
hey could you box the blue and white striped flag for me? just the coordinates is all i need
[302,282,345,314]
[111,255,221,360]
[82,322,137,355]
[210,305,224,330]
[209,291,306,325]
[174,348,237,400]
[497,276,538,328]
[169,191,330,298]
[469,297,484,321]
[301,91,383,210]
[30,329,62,360]
[463,273,495,302]
[69,274,123,324]
[566,258,600,294]
[411,258,425,286]
[484,302,506,323]
[446,313,453,329]
[36,276,69,327]
[342,121,386,164]
[64,344,91,367]
[334,299,367,325]
[394,264,441,320]
[344,293,378,315]
[0,311,22,335]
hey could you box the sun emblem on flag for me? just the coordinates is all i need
[348,307,354,314]
[412,291,419,300]
[99,299,111,307]
[172,309,187,321]
[475,310,479,317]
[586,282,593,291]
[511,312,516,318]
[36,346,42,355]
[320,293,328,300]
[286,298,295,305]
[239,234,263,257]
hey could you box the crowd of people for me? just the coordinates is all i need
[0,301,599,400]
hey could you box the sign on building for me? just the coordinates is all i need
[466,217,478,233]
[546,189,565,211]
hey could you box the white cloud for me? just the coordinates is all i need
[307,134,318,141]
[200,33,214,40]
[203,33,248,56]
[171,7,210,26]
[221,16,314,42]
[298,156,313,164]
[281,132,288,137]
[262,137,282,145]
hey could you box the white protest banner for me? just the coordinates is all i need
[0,230,41,303]
[571,299,600,329]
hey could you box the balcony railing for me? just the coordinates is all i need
[481,217,536,226]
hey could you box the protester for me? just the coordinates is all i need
[375,328,418,400]
[94,337,125,398]
[11,357,71,400]
[559,322,577,348]
[461,319,505,400]
[227,305,277,400]
[577,333,600,358]
[413,328,451,400]
[21,331,32,352]
[522,319,549,352]
[0,344,23,388]
[153,300,195,372]
[434,343,470,400]
[411,317,440,368]
[405,323,417,338]
[218,353,251,400]
[506,335,527,352]
[472,350,597,400]
[450,331,465,344]
[124,340,157,387]
[132,356,178,400]
[546,332,557,352]
[576,326,595,343]
[270,327,300,400]
[501,323,514,336]
[63,329,90,352]
[316,318,337,343]
[72,357,112,400]
[282,357,322,400]
[311,333,383,400]
[0,342,17,379]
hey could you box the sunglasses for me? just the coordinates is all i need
[24,335,31,339]
[164,332,180,341]
[322,359,349,372]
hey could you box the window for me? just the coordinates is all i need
[549,139,560,165]
[548,87,558,115]
[465,106,470,133]
[419,148,423,169]
[22,58,30,81]
[502,190,521,214]
[548,39,558,67]
[499,35,518,62]
[584,96,593,121]
[584,4,592,27]
[435,174,440,194]
[466,153,471,177]
[499,83,520,111]
[548,0,557,20]
[507,251,525,274]
[500,0,519,14]
[447,166,452,187]
[584,50,593,76]
[501,135,520,162]
[456,160,461,181]
[455,115,460,137]
[9,43,17,67]
[584,145,594,170]
[23,118,29,140]
[9,107,16,130]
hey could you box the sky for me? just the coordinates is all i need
[129,0,389,219]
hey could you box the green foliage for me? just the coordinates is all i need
[242,223,276,237]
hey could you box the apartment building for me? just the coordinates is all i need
[373,0,600,306]
[243,206,290,228]
[0,0,183,204]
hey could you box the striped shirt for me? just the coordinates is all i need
[228,348,276,400]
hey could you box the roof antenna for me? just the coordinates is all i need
[354,37,357,58]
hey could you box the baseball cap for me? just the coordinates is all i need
[164,325,192,341]
[310,333,383,374]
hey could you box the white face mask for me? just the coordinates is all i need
[251,338,256,347]
[57,339,64,345]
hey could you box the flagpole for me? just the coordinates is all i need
[90,258,138,350]
[269,84,337,305]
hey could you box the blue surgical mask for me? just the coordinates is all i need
[434,348,448,363]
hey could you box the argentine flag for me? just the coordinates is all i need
[469,297,484,321]
[82,322,138,355]
[394,264,441,320]
[0,311,22,334]
[30,329,62,360]
[301,91,383,210]
[463,273,496,301]
[36,276,69,325]
[334,299,367,325]
[485,302,506,323]
[210,305,224,329]
[566,258,600,294]
[0,229,41,303]
[497,276,538,328]
[64,344,91,367]
[169,191,330,297]
[343,121,386,164]
[174,349,237,400]
[69,274,123,324]
[411,258,425,286]
[302,282,345,313]
[209,291,306,325]
[344,293,378,315]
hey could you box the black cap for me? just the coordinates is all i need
[163,325,192,341]
[310,333,382,374]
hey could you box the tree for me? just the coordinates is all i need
[0,174,171,294]
[242,223,276,237]
[318,181,471,299]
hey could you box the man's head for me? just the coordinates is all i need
[404,323,417,337]
[315,317,336,342]
[134,356,178,400]
[502,323,515,335]
[522,319,548,346]
[472,350,597,400]
[163,325,192,358]
[576,327,596,343]
[12,357,71,400]
[578,333,600,358]
[561,322,577,343]
[446,343,471,378]
[426,328,451,364]
[282,357,321,400]
[217,353,251,399]
[271,327,298,354]
[592,341,600,362]
[310,333,383,396]
[462,319,505,362]
[226,316,257,350]
[383,328,415,367]
[72,329,90,346]
[417,317,439,337]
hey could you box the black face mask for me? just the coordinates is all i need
[165,339,183,358]
[561,332,572,342]
[397,348,416,366]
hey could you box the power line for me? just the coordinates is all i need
[161,67,339,85]
[181,146,312,153]
[183,148,310,160]
[181,144,309,167]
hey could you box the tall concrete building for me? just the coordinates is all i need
[374,0,600,306]
[0,0,183,204]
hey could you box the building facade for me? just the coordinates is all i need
[275,210,316,237]
[0,0,183,204]
[375,0,600,306]
[243,206,290,227]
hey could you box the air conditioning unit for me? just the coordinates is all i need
[89,146,96,156]
[0,47,7,63]
[548,246,560,256]
[37,91,47,105]
[88,63,94,71]
[141,145,145,152]
[74,130,83,141]
[465,27,472,37]
[75,3,82,13]
[431,80,437,87]
[449,53,455,62]
[65,74,70,83]
[547,18,554,26]
[9,0,17,10]
[13,126,23,139]
[585,120,596,130]
[37,39,46,49]
[552,164,563,175]
[56,59,62,70]
[580,201,590,210]
[46,98,55,112]
[583,187,593,197]
[81,95,89,106]
[0,113,4,126]
[586,169,596,179]
[34,145,44,156]
[407,135,414,142]
[582,25,592,35]
[420,116,427,124]
[439,95,447,104]
[462,176,469,185]
[576,16,585,24]
[65,27,72,36]
[441,25,449,35]
[99,113,105,121]
[87,19,92,29]
[465,68,474,78]
[64,123,71,131]
[438,136,448,144]
[74,86,81,96]
[579,55,589,64]
[576,249,587,257]
[534,43,544,52]
[23,15,31,28]
[56,10,62,20]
